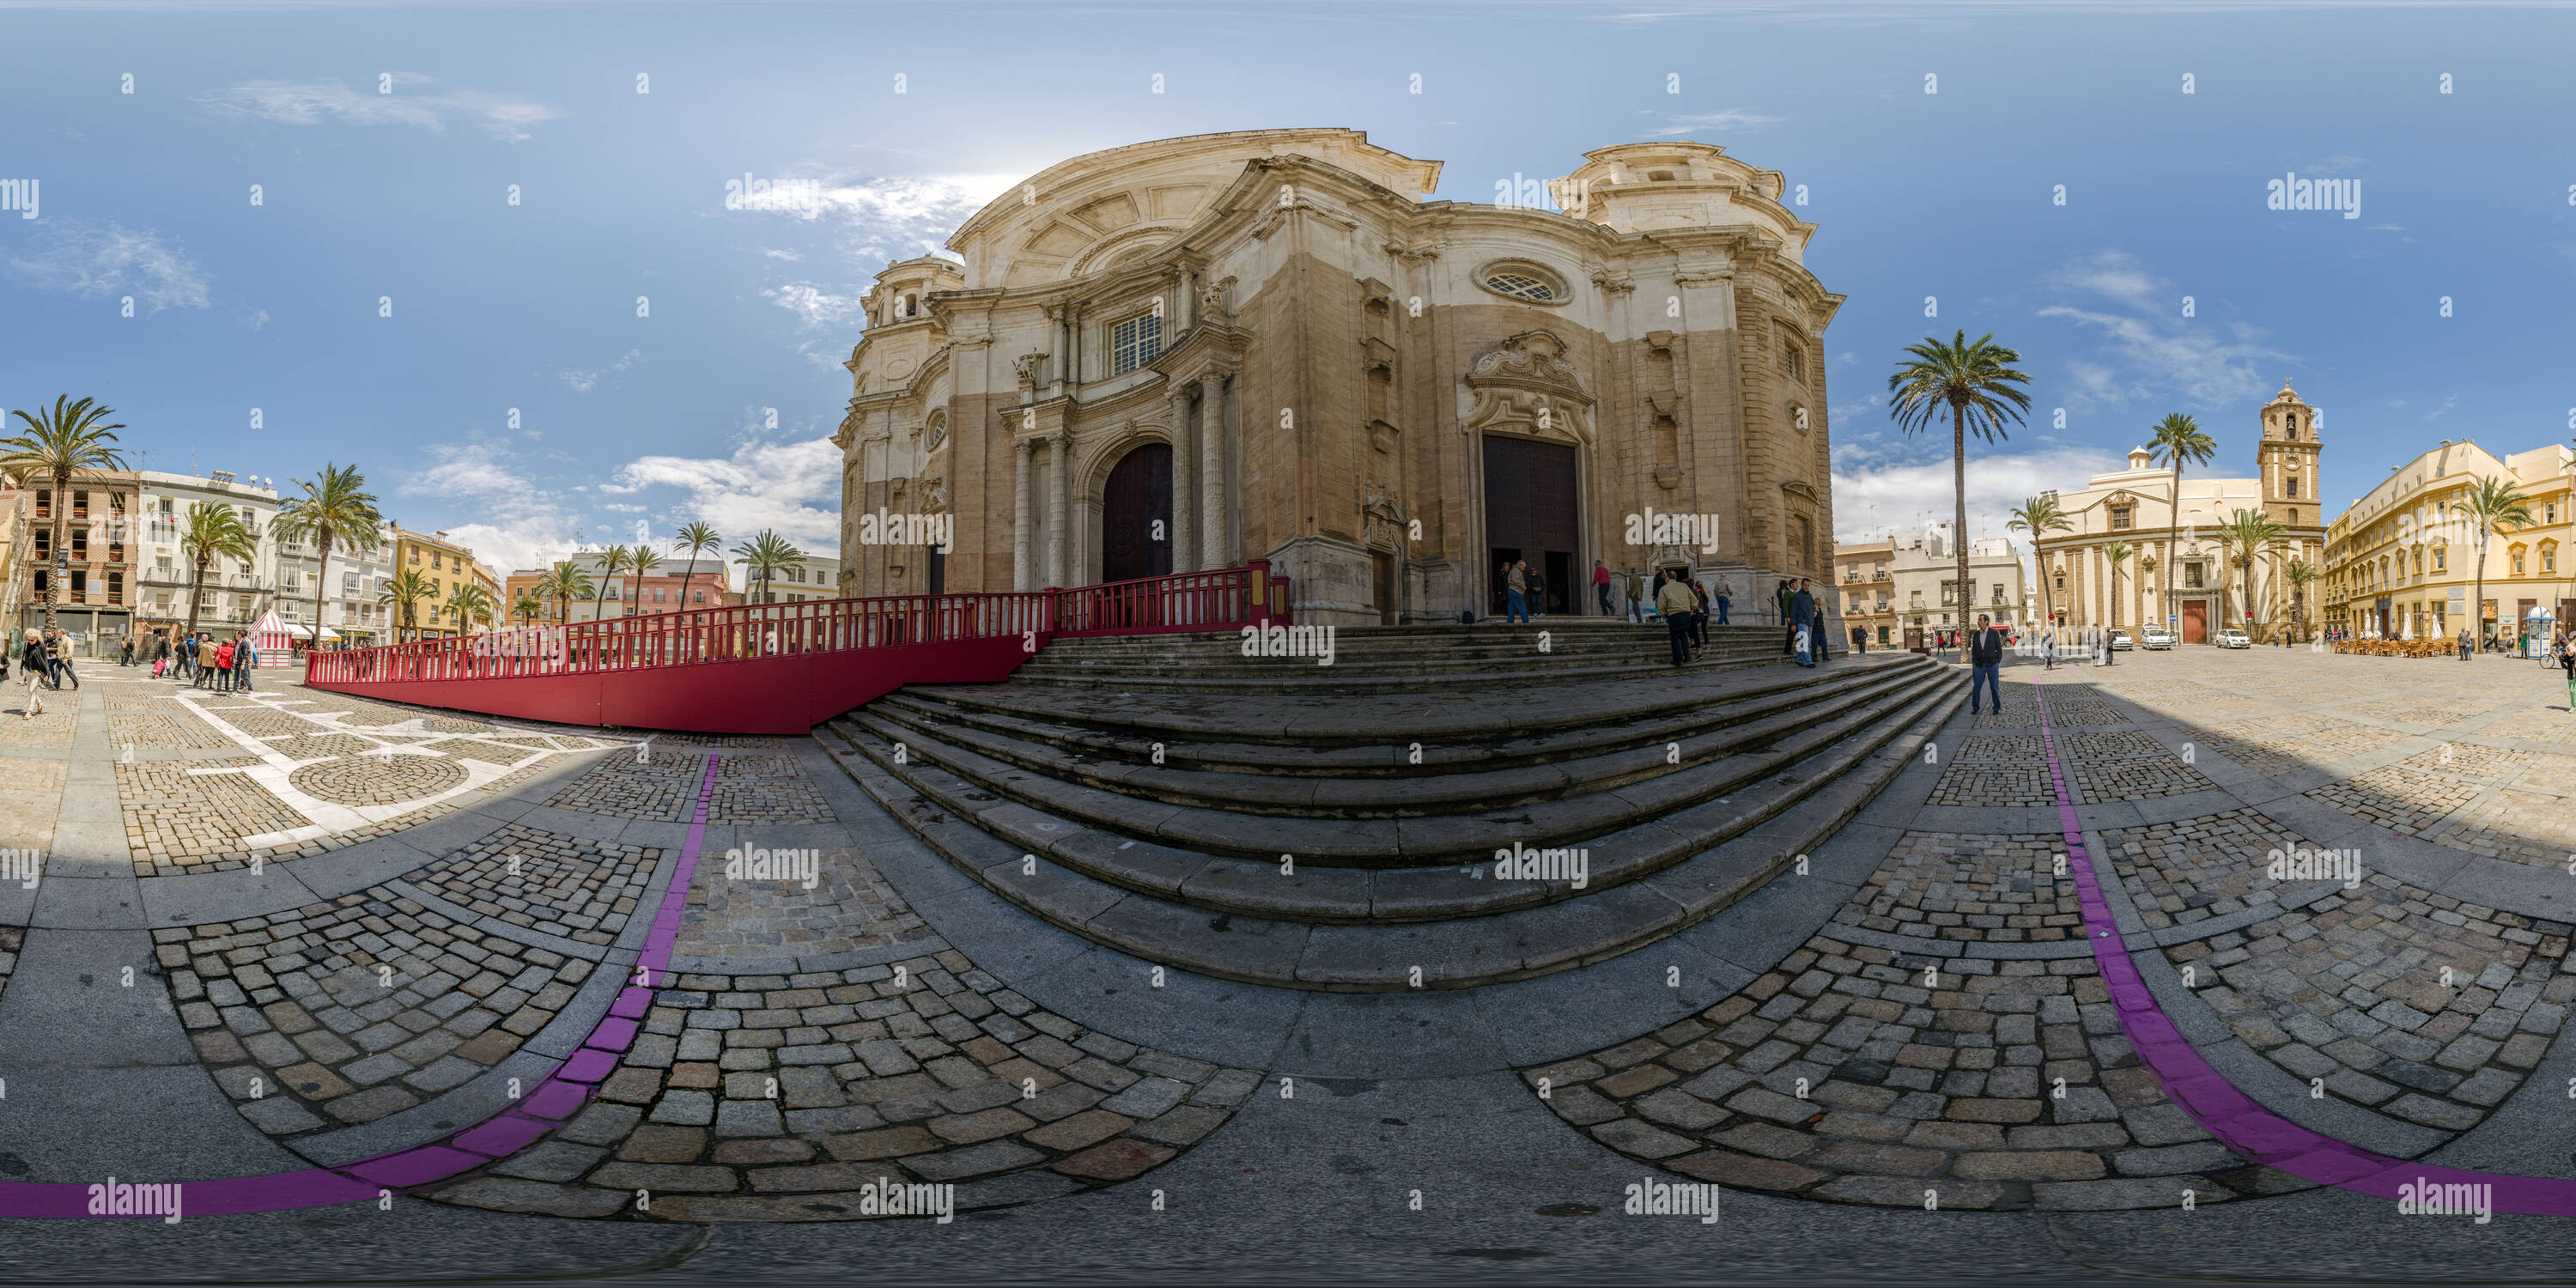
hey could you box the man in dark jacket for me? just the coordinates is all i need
[1790,580,1818,667]
[1970,613,2006,714]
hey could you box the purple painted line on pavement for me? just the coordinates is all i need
[2028,680,2576,1216]
[0,752,725,1218]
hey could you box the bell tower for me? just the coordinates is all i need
[2257,382,2320,530]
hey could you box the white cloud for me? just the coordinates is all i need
[2036,251,2290,410]
[197,76,562,142]
[8,219,211,313]
[762,248,803,261]
[558,349,641,395]
[2423,393,2458,421]
[813,172,1020,259]
[244,309,270,330]
[441,512,584,580]
[1640,110,1786,137]
[1834,446,2128,546]
[764,282,870,330]
[612,435,842,556]
[404,441,527,497]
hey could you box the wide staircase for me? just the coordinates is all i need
[814,619,1965,991]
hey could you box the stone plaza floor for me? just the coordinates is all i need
[0,645,2571,1280]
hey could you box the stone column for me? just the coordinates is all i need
[1198,372,1228,567]
[1012,437,1035,591]
[1048,432,1072,587]
[1167,386,1197,573]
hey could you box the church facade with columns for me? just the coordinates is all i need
[2026,385,2328,643]
[835,128,1845,629]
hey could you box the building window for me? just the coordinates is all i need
[2433,546,2445,572]
[2111,507,2133,530]
[1779,329,1807,385]
[2284,477,2299,498]
[2545,546,2559,574]
[1481,270,1557,301]
[2512,549,2526,575]
[1111,311,1163,374]
[2184,562,2204,588]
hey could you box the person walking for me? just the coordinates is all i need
[234,634,258,692]
[1625,568,1647,623]
[1851,623,1867,654]
[118,637,133,667]
[18,631,46,718]
[1593,560,1613,617]
[1656,570,1698,666]
[1714,574,1733,627]
[1527,565,1548,618]
[47,629,78,691]
[1504,561,1531,625]
[1777,580,1796,656]
[1807,580,1831,663]
[1688,577,1710,658]
[2559,634,2575,709]
[1968,614,2005,714]
[2458,628,2473,661]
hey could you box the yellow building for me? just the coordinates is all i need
[2323,440,2574,644]
[391,527,493,639]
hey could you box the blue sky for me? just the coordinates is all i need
[6,1,2573,575]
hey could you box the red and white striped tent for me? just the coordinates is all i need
[252,610,300,667]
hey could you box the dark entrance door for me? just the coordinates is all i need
[2181,600,2207,644]
[1483,435,1578,617]
[1372,550,1398,625]
[925,546,945,597]
[1101,444,1172,585]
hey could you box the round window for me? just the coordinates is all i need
[1477,263,1567,303]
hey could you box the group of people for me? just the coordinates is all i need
[150,631,260,692]
[6,627,82,717]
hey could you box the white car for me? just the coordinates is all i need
[2216,628,2251,649]
[2140,628,2173,650]
[2109,629,2132,652]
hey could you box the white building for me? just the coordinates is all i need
[1887,525,2034,638]
[741,555,838,605]
[274,519,399,647]
[135,470,281,641]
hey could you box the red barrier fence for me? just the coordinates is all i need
[303,562,1290,734]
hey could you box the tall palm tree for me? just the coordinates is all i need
[627,546,662,613]
[2102,541,2132,629]
[590,544,631,623]
[444,581,496,635]
[2216,508,2286,635]
[2285,559,2320,641]
[0,395,130,629]
[1888,331,2032,634]
[731,530,804,605]
[671,520,720,614]
[512,590,544,627]
[2005,493,2073,628]
[2458,475,2535,648]
[177,501,256,643]
[274,463,383,647]
[378,568,435,642]
[2147,413,2216,638]
[540,561,594,625]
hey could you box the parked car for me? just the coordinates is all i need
[2141,627,2173,650]
[2109,629,2132,651]
[2216,628,2251,649]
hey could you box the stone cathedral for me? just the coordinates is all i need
[835,129,1844,629]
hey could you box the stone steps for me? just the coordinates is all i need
[813,668,1963,990]
[848,658,1934,823]
[1007,623,1800,692]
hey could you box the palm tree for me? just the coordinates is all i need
[627,546,662,613]
[2285,559,2320,642]
[2216,508,2287,635]
[0,396,130,630]
[671,520,720,614]
[540,561,594,625]
[2102,541,2132,629]
[444,581,496,635]
[2458,475,2536,648]
[2005,494,2073,628]
[2147,414,2216,638]
[274,463,383,647]
[1888,331,2032,635]
[590,544,631,623]
[378,568,435,642]
[512,590,544,627]
[177,501,256,643]
[732,530,804,605]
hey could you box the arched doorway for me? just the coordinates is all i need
[1484,435,1579,617]
[1101,443,1172,584]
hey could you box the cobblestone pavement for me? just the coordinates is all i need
[8,646,2576,1240]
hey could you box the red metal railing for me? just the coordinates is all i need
[307,562,1291,687]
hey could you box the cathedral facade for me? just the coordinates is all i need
[835,129,1844,629]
